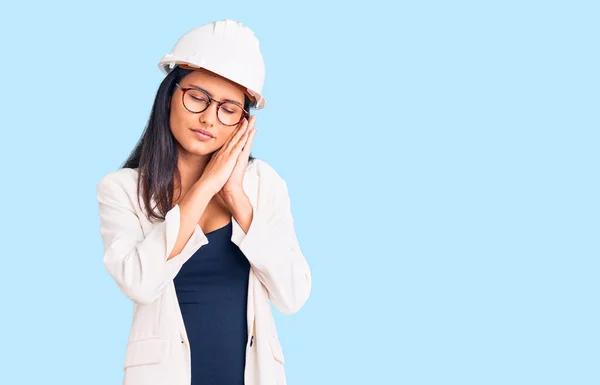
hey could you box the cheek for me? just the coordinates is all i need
[170,103,189,131]
[217,128,237,146]
[170,108,203,145]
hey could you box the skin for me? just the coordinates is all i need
[169,67,257,237]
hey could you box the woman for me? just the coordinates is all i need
[96,19,311,385]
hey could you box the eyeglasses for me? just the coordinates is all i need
[175,83,248,126]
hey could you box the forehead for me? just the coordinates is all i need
[181,69,245,103]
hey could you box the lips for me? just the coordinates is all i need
[191,128,214,138]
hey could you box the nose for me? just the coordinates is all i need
[198,100,219,126]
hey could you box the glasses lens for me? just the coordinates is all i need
[183,89,210,113]
[218,103,244,126]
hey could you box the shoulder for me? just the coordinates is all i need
[251,158,285,184]
[96,167,139,197]
[250,159,291,204]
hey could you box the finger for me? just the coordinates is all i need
[223,120,245,149]
[237,124,252,149]
[225,118,250,152]
[220,118,246,152]
[247,115,257,131]
[232,124,252,156]
[242,127,256,154]
[233,118,252,149]
[240,127,254,155]
[230,115,254,144]
[234,131,253,164]
[239,117,256,149]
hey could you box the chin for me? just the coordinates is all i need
[180,140,217,156]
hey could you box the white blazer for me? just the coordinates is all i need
[96,158,312,385]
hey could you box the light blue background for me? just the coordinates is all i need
[0,1,597,384]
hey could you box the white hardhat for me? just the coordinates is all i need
[158,19,266,109]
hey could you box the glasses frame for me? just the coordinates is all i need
[175,83,249,126]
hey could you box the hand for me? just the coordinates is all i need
[197,117,253,196]
[218,115,257,199]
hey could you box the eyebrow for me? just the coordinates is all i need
[187,83,244,107]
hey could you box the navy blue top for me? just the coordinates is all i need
[173,221,250,385]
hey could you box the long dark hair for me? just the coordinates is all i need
[121,65,255,222]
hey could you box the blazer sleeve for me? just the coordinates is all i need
[96,174,209,305]
[231,164,312,315]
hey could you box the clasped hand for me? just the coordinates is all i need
[199,115,257,204]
